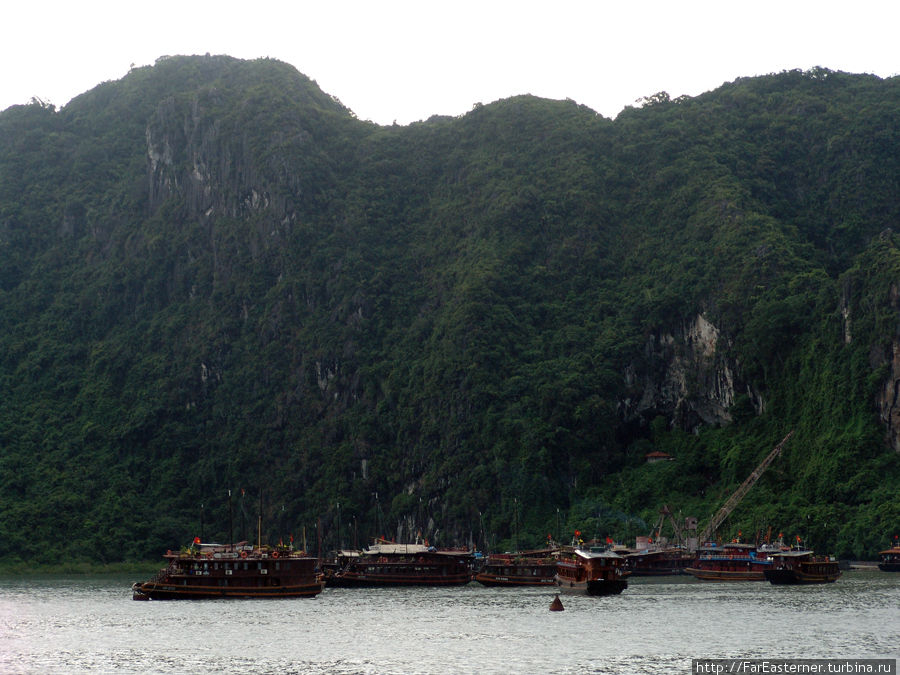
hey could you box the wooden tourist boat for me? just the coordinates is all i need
[327,539,475,587]
[554,545,628,595]
[878,537,900,572]
[684,542,776,581]
[764,550,842,584]
[474,549,558,587]
[132,541,324,600]
[625,547,696,576]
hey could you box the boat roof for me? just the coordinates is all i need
[489,548,557,558]
[363,542,472,556]
[698,542,756,551]
[769,549,814,558]
[364,542,430,554]
[626,547,684,557]
[575,547,624,560]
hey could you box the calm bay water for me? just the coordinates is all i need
[1,570,897,674]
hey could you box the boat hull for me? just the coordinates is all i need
[475,573,556,587]
[684,567,767,581]
[878,562,900,572]
[328,573,472,587]
[133,580,324,599]
[764,569,840,584]
[554,575,628,596]
[626,567,687,577]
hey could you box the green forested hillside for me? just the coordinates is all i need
[1,56,898,567]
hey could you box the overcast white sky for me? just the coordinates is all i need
[2,0,898,125]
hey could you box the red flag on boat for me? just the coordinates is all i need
[606,536,613,544]
[193,536,201,544]
[575,530,581,537]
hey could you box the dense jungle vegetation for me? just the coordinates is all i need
[1,56,899,568]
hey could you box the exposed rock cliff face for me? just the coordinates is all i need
[874,283,900,452]
[145,91,310,230]
[621,314,762,433]
[876,340,900,452]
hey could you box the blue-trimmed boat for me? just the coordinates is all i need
[684,542,778,581]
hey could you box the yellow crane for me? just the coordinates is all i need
[696,430,795,546]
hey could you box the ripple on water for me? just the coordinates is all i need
[0,571,897,674]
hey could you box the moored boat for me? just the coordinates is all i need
[321,548,361,586]
[132,541,324,600]
[328,539,475,587]
[474,549,558,587]
[625,547,696,576]
[554,545,628,595]
[878,545,900,572]
[764,550,842,584]
[684,542,775,581]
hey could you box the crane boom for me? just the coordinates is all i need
[697,430,794,545]
[651,505,685,547]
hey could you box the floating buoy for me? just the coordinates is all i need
[549,594,564,611]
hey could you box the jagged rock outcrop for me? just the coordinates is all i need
[874,283,900,452]
[146,93,280,221]
[621,314,762,433]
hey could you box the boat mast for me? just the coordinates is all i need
[228,489,234,552]
[257,491,263,550]
[556,508,561,546]
[514,498,519,552]
[240,489,246,543]
[337,502,342,549]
